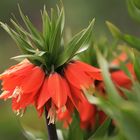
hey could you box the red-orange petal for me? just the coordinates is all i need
[72,61,101,73]
[12,89,38,112]
[47,73,68,108]
[110,52,128,67]
[65,65,93,89]
[37,77,50,109]
[111,70,132,89]
[78,98,96,129]
[21,66,45,92]
[0,59,34,79]
[2,75,25,91]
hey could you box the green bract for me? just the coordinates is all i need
[0,5,94,73]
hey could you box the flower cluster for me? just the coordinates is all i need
[0,59,102,125]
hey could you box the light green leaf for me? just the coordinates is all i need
[106,21,140,51]
[106,21,122,39]
[134,53,140,81]
[127,0,140,23]
[96,48,123,102]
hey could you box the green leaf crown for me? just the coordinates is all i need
[0,4,94,73]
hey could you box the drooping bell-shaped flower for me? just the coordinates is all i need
[0,59,45,115]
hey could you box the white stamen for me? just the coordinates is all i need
[0,91,10,100]
[15,108,26,117]
[16,110,20,116]
[47,104,56,125]
[61,106,66,113]
[9,86,23,102]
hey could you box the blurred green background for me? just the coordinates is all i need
[0,0,140,139]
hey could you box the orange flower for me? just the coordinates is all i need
[0,60,102,124]
[54,61,102,128]
[0,59,45,115]
[111,63,135,89]
[111,70,132,89]
[110,52,128,67]
[36,61,102,123]
[78,98,96,130]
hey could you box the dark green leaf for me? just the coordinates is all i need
[88,118,111,140]
[0,22,35,54]
[56,19,94,68]
[11,54,46,66]
[18,5,44,50]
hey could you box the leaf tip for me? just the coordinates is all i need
[106,21,122,38]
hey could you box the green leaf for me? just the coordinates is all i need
[11,54,46,66]
[49,7,65,63]
[96,48,123,102]
[133,52,140,81]
[106,21,122,39]
[0,22,35,54]
[10,17,30,41]
[18,5,44,50]
[122,34,140,51]
[56,19,95,68]
[67,113,84,140]
[41,5,51,47]
[127,0,140,23]
[83,88,101,105]
[88,118,111,140]
[106,21,140,51]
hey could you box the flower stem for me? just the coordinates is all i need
[45,107,58,140]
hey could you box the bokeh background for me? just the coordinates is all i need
[0,0,140,139]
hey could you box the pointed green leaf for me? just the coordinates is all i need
[134,53,140,81]
[96,48,123,102]
[18,5,44,50]
[88,118,111,140]
[122,34,140,51]
[0,22,35,54]
[49,7,65,62]
[11,54,45,66]
[106,21,122,39]
[41,6,51,48]
[56,19,94,68]
[68,113,84,140]
[107,21,140,51]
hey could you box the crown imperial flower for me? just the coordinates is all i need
[0,5,102,124]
